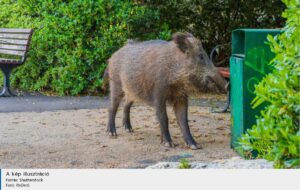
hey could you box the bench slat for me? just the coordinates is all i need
[0,58,21,64]
[0,33,30,40]
[0,38,28,45]
[0,28,33,64]
[0,44,27,51]
[0,49,25,56]
[0,28,32,34]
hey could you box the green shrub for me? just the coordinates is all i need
[0,0,171,95]
[239,0,300,168]
[144,0,285,65]
[0,0,285,95]
[179,158,191,169]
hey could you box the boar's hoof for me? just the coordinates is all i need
[125,128,134,133]
[163,141,176,148]
[124,125,134,133]
[107,130,117,137]
[186,143,202,150]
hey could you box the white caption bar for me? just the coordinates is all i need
[1,169,300,190]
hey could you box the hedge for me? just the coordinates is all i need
[0,0,170,95]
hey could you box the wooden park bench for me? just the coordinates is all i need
[0,28,33,97]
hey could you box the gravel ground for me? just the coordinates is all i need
[0,97,237,168]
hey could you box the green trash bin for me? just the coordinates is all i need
[230,28,282,148]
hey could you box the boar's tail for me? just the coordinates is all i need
[101,66,109,94]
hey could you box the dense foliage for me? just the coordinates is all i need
[0,0,285,95]
[144,0,285,54]
[239,0,300,168]
[0,0,170,95]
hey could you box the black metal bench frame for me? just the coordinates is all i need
[0,28,33,97]
[209,43,231,113]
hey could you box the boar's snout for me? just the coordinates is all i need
[205,71,228,94]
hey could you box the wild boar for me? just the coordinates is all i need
[103,32,227,149]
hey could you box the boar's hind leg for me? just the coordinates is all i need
[173,99,202,150]
[155,100,174,147]
[107,86,123,136]
[123,99,134,133]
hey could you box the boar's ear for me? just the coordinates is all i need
[172,32,193,53]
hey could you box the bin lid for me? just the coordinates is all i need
[232,28,283,33]
[231,28,282,58]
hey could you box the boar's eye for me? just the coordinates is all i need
[199,53,205,60]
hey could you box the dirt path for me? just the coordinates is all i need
[0,104,237,168]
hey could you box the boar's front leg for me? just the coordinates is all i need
[173,98,202,150]
[155,99,174,147]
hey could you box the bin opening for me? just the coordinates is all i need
[232,30,245,56]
